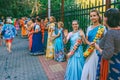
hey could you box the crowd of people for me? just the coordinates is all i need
[0,8,120,80]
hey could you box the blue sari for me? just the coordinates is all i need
[81,26,100,80]
[30,25,44,55]
[87,27,98,42]
[107,52,120,80]
[64,31,84,80]
[54,28,65,62]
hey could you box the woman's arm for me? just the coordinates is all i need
[31,25,40,34]
[63,36,68,44]
[63,32,71,44]
[53,33,60,39]
[79,29,91,45]
[95,31,114,60]
[95,43,103,54]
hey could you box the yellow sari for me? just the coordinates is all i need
[46,23,55,59]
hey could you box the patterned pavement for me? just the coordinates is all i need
[39,56,67,80]
[0,35,48,80]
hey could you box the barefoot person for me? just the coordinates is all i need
[1,18,17,53]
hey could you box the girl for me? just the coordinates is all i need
[53,21,65,62]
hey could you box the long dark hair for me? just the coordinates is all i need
[104,8,120,28]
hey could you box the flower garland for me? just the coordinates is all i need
[84,25,105,57]
[70,36,82,55]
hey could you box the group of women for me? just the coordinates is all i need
[0,8,119,80]
[25,8,120,80]
[64,8,120,80]
[45,16,65,62]
[25,18,44,55]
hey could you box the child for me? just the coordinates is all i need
[53,21,65,62]
[63,29,70,54]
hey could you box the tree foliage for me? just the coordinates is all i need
[1,0,119,18]
[0,0,37,18]
[0,0,75,18]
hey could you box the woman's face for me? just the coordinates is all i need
[44,18,48,23]
[57,23,61,28]
[49,17,53,23]
[103,17,108,27]
[41,19,44,23]
[72,21,79,30]
[90,12,100,24]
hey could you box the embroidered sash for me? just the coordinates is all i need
[84,25,105,57]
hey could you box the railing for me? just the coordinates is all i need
[40,0,120,32]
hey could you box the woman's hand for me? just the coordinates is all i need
[79,30,84,38]
[94,43,100,50]
[64,30,68,38]
[89,42,95,46]
[50,37,54,42]
[94,43,102,54]
[66,52,73,59]
[28,32,32,36]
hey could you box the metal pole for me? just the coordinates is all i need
[106,0,111,10]
[61,0,64,22]
[48,0,51,19]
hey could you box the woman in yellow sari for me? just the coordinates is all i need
[46,16,56,59]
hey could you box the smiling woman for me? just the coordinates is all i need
[81,9,106,80]
[95,8,120,80]
[64,20,86,80]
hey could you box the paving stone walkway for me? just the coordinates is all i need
[0,35,48,80]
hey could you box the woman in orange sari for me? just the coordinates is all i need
[40,19,45,43]
[26,20,33,50]
[20,18,27,38]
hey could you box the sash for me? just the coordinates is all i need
[84,25,105,57]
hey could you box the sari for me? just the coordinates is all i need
[46,23,55,59]
[81,25,105,80]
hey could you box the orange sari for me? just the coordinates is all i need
[20,20,27,36]
[40,23,45,43]
[100,58,109,80]
[28,32,33,50]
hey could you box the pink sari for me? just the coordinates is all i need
[28,29,34,50]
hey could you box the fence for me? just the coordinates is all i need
[40,0,120,32]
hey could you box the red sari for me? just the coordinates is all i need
[40,23,45,43]
[28,27,34,50]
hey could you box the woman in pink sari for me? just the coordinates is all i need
[26,20,34,50]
